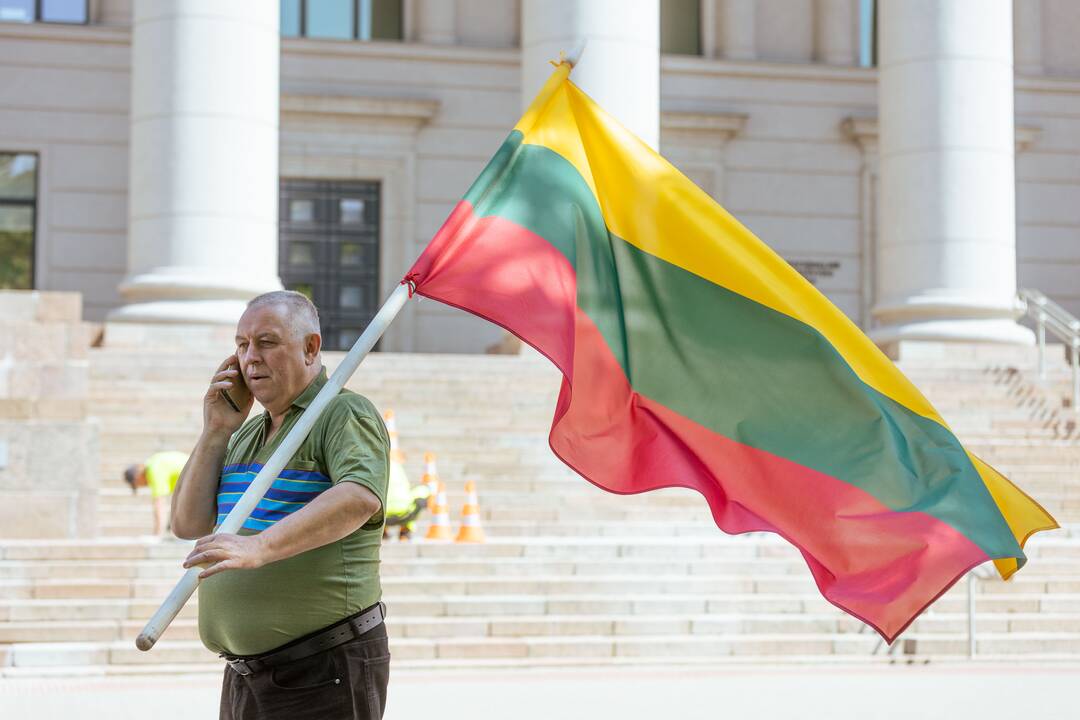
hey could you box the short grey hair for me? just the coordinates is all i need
[246,290,321,341]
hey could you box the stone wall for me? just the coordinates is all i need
[0,23,131,322]
[0,291,99,538]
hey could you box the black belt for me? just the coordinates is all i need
[221,602,386,676]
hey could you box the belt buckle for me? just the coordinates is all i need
[227,658,253,676]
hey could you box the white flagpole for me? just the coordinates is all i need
[136,283,413,651]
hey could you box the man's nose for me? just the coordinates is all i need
[239,345,260,366]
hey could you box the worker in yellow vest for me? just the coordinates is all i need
[124,451,189,537]
[383,460,429,542]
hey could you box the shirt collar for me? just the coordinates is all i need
[291,367,329,410]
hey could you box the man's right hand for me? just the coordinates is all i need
[204,354,254,437]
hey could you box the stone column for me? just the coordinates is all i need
[1014,0,1044,76]
[416,0,456,44]
[700,0,718,59]
[815,0,857,65]
[521,0,659,149]
[873,0,1031,347]
[111,0,282,325]
[720,0,756,61]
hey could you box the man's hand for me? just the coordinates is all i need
[183,533,269,579]
[204,354,254,437]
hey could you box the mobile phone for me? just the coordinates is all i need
[221,388,242,413]
[220,361,252,414]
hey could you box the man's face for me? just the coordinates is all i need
[235,303,320,415]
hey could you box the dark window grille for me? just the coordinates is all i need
[279,179,381,352]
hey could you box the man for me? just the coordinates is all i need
[170,290,391,720]
[124,450,189,537]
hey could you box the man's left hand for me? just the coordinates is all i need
[183,533,269,579]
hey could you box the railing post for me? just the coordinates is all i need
[967,572,977,659]
[1037,311,1047,381]
[1072,331,1079,414]
[1019,290,1080,411]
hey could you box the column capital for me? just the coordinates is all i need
[1015,125,1042,153]
[839,116,879,155]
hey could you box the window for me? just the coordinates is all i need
[0,0,87,24]
[858,0,876,67]
[279,179,381,351]
[0,153,37,290]
[661,0,701,56]
[281,0,402,41]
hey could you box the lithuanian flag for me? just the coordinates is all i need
[404,61,1057,640]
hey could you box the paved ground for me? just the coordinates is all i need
[1,663,1077,719]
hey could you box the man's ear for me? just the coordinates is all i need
[304,333,322,363]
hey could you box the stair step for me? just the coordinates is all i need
[5,343,1079,673]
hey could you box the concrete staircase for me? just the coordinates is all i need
[1,341,1078,676]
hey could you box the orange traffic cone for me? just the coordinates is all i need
[422,452,440,511]
[383,409,405,465]
[455,480,486,543]
[424,481,454,541]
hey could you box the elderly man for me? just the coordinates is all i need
[170,290,391,720]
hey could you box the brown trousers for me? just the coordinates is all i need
[219,624,390,719]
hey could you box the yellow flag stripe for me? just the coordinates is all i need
[969,454,1059,577]
[515,75,947,429]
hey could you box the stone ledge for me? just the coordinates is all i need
[282,93,439,125]
[0,399,86,421]
[2,363,89,401]
[0,492,87,539]
[0,419,99,493]
[0,291,82,324]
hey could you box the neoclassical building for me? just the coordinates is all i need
[1,0,1078,353]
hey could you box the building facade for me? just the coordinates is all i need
[1,0,1078,353]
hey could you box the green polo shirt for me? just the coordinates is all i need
[197,368,389,657]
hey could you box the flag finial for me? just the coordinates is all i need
[548,40,587,69]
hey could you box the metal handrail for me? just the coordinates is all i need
[1018,289,1080,413]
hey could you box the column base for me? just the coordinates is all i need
[110,268,283,325]
[870,293,1034,355]
[888,340,1043,368]
[107,299,252,326]
[871,318,1034,359]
